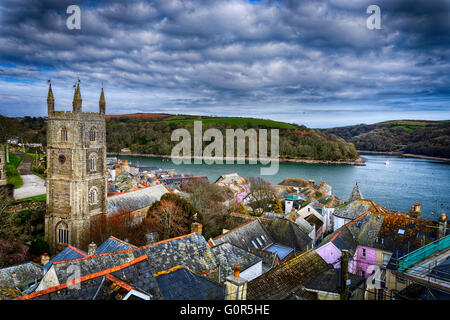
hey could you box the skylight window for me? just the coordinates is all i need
[398,229,405,235]
[251,240,258,248]
[256,237,263,246]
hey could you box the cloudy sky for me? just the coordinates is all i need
[0,0,449,128]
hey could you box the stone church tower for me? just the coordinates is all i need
[45,82,107,253]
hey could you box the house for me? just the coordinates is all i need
[18,251,164,300]
[215,173,250,204]
[159,175,208,190]
[0,262,43,296]
[211,242,263,282]
[246,249,330,300]
[296,268,366,300]
[154,265,224,300]
[332,199,390,231]
[107,183,170,220]
[141,232,218,279]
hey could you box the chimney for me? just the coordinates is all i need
[40,252,50,266]
[438,213,448,239]
[191,213,203,234]
[225,265,247,300]
[340,250,349,300]
[88,242,97,256]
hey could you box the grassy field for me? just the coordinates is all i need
[18,194,46,202]
[164,115,299,129]
[6,152,23,188]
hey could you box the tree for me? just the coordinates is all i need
[247,177,277,213]
[0,237,29,268]
[273,195,283,214]
[145,200,190,239]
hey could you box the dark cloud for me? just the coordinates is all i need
[0,0,449,127]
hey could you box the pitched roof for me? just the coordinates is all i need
[96,236,137,255]
[0,262,43,288]
[246,249,330,300]
[209,219,273,252]
[43,245,87,272]
[211,242,262,283]
[19,254,163,300]
[334,199,379,220]
[374,214,439,257]
[215,172,246,185]
[303,268,365,294]
[305,214,324,230]
[143,232,218,275]
[107,184,169,213]
[260,218,312,252]
[154,266,224,300]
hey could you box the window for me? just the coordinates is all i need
[261,235,266,242]
[256,237,263,246]
[89,187,99,205]
[362,248,366,258]
[60,127,68,141]
[89,127,97,142]
[57,222,69,245]
[251,240,258,248]
[398,229,405,235]
[89,153,98,172]
[376,289,385,300]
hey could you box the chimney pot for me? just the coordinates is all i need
[234,265,240,278]
[88,242,97,256]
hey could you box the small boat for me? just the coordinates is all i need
[385,161,390,166]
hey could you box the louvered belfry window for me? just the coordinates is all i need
[57,222,69,244]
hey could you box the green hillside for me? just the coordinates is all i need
[0,114,359,161]
[323,120,450,159]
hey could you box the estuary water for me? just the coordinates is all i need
[116,154,450,220]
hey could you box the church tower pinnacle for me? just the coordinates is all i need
[47,81,54,114]
[72,81,82,113]
[99,87,105,114]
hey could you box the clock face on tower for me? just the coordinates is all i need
[58,154,66,164]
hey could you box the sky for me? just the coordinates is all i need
[0,0,449,128]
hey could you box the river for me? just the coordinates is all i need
[115,154,450,220]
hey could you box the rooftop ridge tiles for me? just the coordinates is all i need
[52,247,138,265]
[142,232,197,249]
[107,235,138,249]
[210,219,258,242]
[105,274,133,292]
[17,255,148,300]
[153,265,183,277]
[67,244,88,257]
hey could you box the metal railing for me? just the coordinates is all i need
[397,235,450,273]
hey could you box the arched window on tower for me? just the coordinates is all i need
[56,221,69,245]
[61,126,68,141]
[89,152,98,172]
[89,127,97,142]
[88,186,99,205]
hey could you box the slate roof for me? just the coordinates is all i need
[303,268,365,294]
[107,184,169,213]
[209,219,273,252]
[306,214,323,230]
[96,236,137,254]
[246,249,330,300]
[334,199,371,220]
[43,245,87,272]
[0,286,21,300]
[19,255,163,300]
[154,266,224,300]
[374,214,439,257]
[0,262,43,288]
[142,232,218,275]
[37,248,145,290]
[260,218,312,252]
[211,242,262,283]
